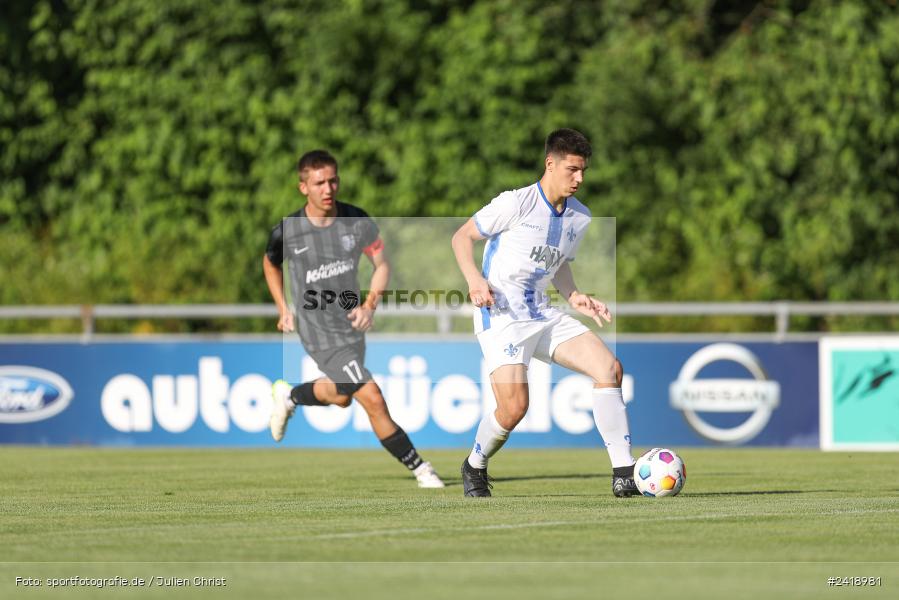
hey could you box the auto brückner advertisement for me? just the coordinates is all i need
[0,339,818,447]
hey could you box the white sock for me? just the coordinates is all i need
[592,387,635,468]
[467,411,510,469]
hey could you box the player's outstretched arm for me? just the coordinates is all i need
[263,254,294,332]
[451,218,494,308]
[553,261,612,328]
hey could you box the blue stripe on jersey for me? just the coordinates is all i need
[537,181,567,217]
[482,233,500,277]
[480,234,501,330]
[522,267,549,320]
[546,214,563,247]
[473,216,490,238]
[538,181,565,247]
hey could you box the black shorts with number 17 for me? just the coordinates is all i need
[307,340,373,389]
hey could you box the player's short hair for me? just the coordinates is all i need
[297,150,338,181]
[545,128,592,160]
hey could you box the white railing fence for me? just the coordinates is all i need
[1,302,898,341]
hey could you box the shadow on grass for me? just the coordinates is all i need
[497,494,593,498]
[386,472,605,488]
[494,473,605,483]
[686,490,838,497]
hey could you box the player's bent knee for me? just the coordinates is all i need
[496,393,529,429]
[508,404,528,424]
[588,357,617,386]
[332,394,353,408]
[363,398,389,419]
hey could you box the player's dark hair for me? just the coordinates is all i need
[297,150,338,180]
[545,128,592,160]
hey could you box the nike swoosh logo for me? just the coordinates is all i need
[293,247,309,255]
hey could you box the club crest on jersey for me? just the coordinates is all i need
[567,227,576,242]
[340,234,356,252]
[529,245,564,269]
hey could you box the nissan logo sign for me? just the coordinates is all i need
[669,344,780,444]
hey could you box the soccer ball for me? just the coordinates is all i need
[634,448,686,497]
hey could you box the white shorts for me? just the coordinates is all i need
[476,312,591,375]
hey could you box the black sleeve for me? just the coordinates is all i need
[265,220,284,266]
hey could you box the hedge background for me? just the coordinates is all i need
[3,0,898,332]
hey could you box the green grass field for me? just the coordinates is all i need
[1,447,897,599]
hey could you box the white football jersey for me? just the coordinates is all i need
[472,181,591,333]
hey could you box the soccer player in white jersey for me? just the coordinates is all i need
[451,128,640,497]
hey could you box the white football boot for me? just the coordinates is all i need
[270,379,295,442]
[413,461,445,488]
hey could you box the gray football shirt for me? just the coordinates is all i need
[266,202,380,352]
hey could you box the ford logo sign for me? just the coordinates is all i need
[0,366,74,424]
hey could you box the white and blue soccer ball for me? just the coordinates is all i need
[634,448,686,497]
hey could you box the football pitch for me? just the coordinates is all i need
[1,447,897,599]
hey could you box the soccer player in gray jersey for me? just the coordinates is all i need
[263,150,444,488]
